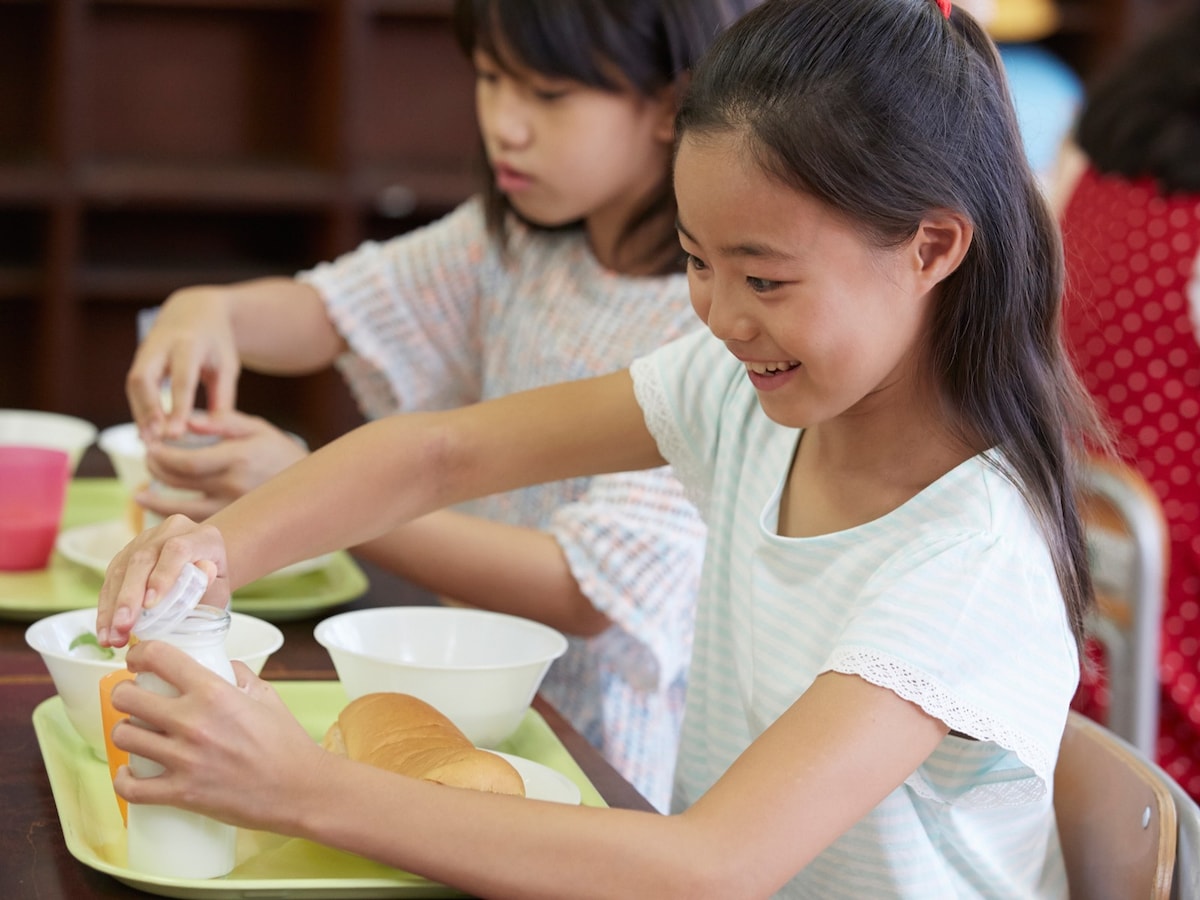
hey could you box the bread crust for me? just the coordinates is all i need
[322,692,525,797]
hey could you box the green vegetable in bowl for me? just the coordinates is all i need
[68,631,115,660]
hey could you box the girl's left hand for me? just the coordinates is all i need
[110,640,330,834]
[96,515,230,648]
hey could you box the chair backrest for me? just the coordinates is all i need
[1163,771,1200,900]
[1077,452,1168,756]
[1055,711,1177,900]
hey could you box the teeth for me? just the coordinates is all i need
[745,361,799,375]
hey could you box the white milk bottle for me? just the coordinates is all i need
[125,563,238,879]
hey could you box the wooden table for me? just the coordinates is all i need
[0,450,654,900]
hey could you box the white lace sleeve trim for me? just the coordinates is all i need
[629,355,711,517]
[828,648,1053,807]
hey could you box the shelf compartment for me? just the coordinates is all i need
[0,207,45,298]
[85,4,324,167]
[0,2,51,164]
[80,207,329,301]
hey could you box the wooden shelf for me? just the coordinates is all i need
[78,161,340,209]
[0,0,475,438]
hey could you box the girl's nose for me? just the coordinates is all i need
[702,286,757,343]
[483,83,533,150]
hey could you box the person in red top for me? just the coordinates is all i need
[1058,3,1200,799]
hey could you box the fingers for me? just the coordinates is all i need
[141,413,305,503]
[96,519,229,647]
[116,640,222,705]
[126,344,172,435]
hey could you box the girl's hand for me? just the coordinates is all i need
[110,642,329,833]
[96,516,230,648]
[140,410,310,519]
[126,286,241,441]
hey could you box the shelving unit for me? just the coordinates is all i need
[0,0,1176,446]
[0,0,476,445]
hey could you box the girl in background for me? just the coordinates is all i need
[1057,3,1200,800]
[121,0,760,811]
[100,0,1098,894]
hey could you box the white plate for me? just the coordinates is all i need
[56,520,332,583]
[489,752,581,805]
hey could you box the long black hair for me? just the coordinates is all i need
[452,0,757,274]
[677,0,1101,647]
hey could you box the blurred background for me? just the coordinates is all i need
[0,0,1184,451]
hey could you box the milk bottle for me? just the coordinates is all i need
[125,563,238,879]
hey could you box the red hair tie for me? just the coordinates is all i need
[934,0,952,18]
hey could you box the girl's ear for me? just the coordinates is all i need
[912,211,973,289]
[653,76,689,144]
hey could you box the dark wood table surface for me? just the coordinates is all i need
[0,449,654,900]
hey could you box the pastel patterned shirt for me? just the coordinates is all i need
[298,198,706,809]
[631,328,1079,897]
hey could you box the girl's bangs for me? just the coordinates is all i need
[453,0,628,91]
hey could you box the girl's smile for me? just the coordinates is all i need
[743,359,802,392]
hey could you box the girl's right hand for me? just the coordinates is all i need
[126,285,241,441]
[96,515,231,648]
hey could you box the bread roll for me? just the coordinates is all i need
[322,692,525,797]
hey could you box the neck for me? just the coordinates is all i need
[778,383,979,538]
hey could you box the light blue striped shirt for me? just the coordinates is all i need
[631,328,1078,898]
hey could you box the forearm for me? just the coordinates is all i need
[355,511,612,637]
[220,277,347,374]
[208,372,663,589]
[294,759,734,900]
[208,414,453,587]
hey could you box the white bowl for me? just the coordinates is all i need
[0,409,97,473]
[314,607,568,748]
[25,608,284,759]
[97,422,150,493]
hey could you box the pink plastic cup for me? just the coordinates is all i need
[0,446,70,571]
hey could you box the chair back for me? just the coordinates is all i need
[1077,453,1168,756]
[1162,772,1200,900]
[1055,711,1177,900]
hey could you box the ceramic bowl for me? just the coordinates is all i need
[314,607,567,747]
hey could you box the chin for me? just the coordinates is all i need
[505,198,582,232]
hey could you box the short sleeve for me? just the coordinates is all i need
[549,466,706,690]
[297,199,491,419]
[630,328,747,518]
[827,525,1079,805]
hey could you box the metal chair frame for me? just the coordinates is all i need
[1077,454,1168,757]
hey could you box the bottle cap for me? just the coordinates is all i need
[132,563,207,640]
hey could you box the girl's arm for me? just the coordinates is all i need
[354,512,614,636]
[127,277,345,438]
[97,370,660,645]
[112,642,948,900]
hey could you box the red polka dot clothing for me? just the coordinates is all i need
[1061,166,1200,800]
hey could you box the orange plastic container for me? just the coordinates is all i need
[98,668,135,825]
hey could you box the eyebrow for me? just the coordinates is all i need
[675,218,798,263]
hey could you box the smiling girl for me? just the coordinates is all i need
[100,0,1098,894]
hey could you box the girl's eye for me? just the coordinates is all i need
[685,253,708,272]
[746,276,780,292]
[531,83,572,102]
[475,69,500,85]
